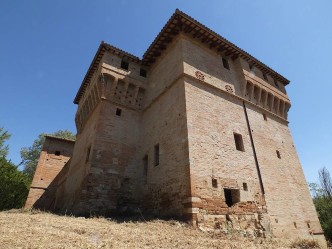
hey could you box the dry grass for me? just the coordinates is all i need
[0,209,322,249]
[290,239,321,249]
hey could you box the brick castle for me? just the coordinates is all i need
[25,9,326,245]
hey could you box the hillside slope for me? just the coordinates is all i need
[0,210,323,248]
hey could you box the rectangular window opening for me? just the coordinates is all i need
[116,108,122,116]
[263,113,267,121]
[243,182,248,191]
[143,155,148,184]
[55,151,61,156]
[154,144,159,166]
[294,222,297,229]
[86,146,91,163]
[276,150,281,159]
[263,73,268,81]
[212,179,218,188]
[274,79,280,89]
[234,133,244,152]
[222,58,229,70]
[224,188,240,207]
[121,59,129,70]
[140,68,147,77]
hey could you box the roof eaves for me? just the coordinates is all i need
[142,9,290,85]
[73,42,142,105]
[142,11,179,62]
[73,42,106,104]
[44,135,76,142]
[103,42,141,62]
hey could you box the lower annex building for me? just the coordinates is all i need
[25,9,326,245]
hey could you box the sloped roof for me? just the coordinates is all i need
[74,9,289,104]
[44,135,76,142]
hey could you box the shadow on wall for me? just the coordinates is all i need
[32,159,71,211]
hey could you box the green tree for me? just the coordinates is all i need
[20,130,76,179]
[0,126,30,210]
[314,196,332,242]
[310,167,332,242]
[0,127,11,158]
[309,182,324,197]
[0,156,30,211]
[319,167,332,197]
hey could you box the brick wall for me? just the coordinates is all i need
[25,136,74,209]
[246,103,325,242]
[27,30,326,246]
[180,34,324,243]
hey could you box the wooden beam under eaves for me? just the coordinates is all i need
[193,31,203,39]
[164,37,173,43]
[209,42,218,49]
[217,45,224,52]
[225,50,233,56]
[184,26,193,33]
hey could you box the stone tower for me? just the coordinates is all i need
[26,9,326,246]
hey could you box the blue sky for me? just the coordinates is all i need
[0,1,331,183]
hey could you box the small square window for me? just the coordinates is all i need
[121,59,129,70]
[212,179,218,188]
[154,144,159,166]
[55,151,61,156]
[86,146,91,163]
[116,108,122,116]
[234,133,244,152]
[263,113,267,121]
[249,63,254,70]
[140,68,147,77]
[222,58,229,70]
[243,182,248,191]
[276,150,281,159]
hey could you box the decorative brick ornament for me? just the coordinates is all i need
[195,71,205,81]
[225,84,233,93]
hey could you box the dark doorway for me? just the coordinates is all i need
[224,188,240,207]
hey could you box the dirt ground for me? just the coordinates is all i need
[0,209,324,249]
